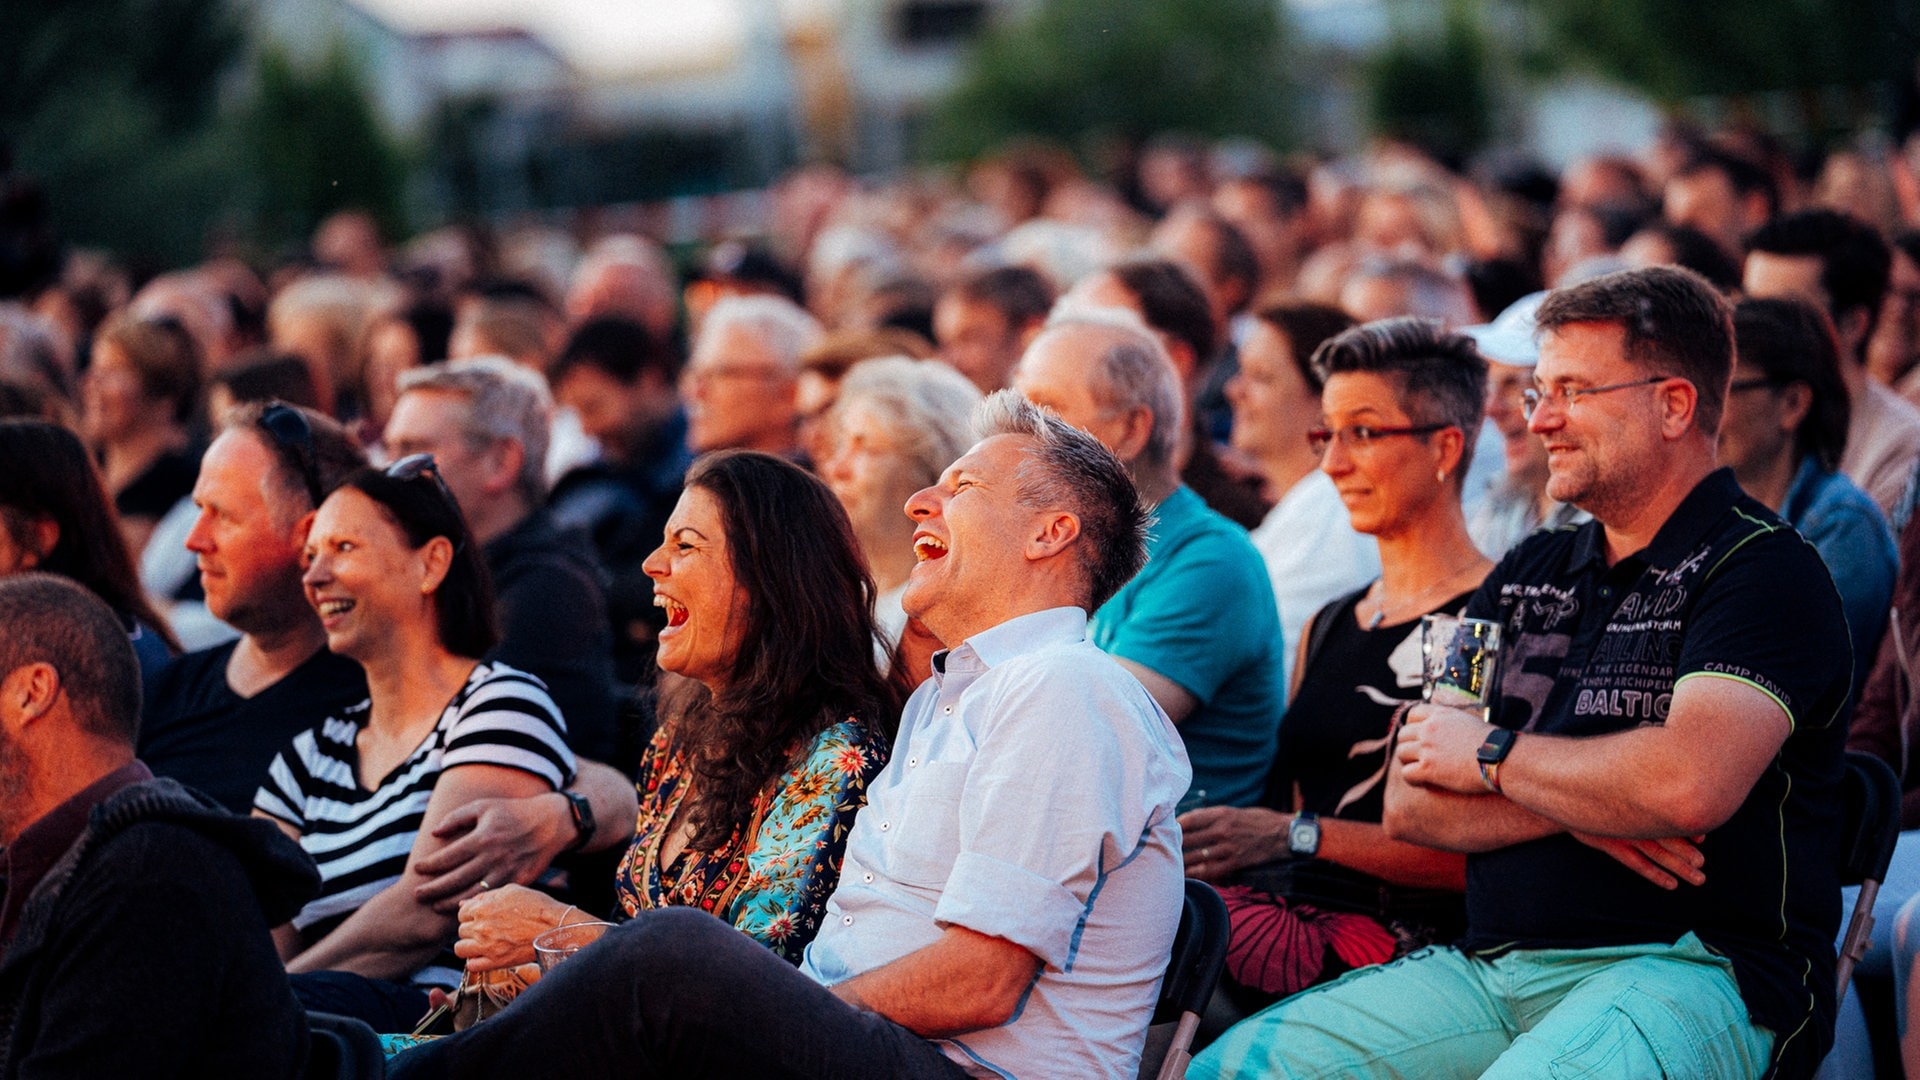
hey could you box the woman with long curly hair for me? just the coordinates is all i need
[453,449,896,975]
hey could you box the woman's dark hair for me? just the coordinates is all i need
[1732,297,1850,472]
[0,420,181,653]
[667,449,899,850]
[1310,317,1487,477]
[335,462,498,659]
[1253,302,1357,396]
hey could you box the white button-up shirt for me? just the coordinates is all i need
[801,607,1191,1079]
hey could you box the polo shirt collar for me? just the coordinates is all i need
[1640,467,1743,566]
[1565,467,1741,574]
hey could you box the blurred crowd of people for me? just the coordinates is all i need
[7,117,1920,1078]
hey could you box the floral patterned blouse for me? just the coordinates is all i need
[613,717,890,964]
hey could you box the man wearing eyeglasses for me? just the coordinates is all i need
[1195,266,1851,1080]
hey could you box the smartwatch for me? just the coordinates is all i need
[1288,811,1321,858]
[1476,727,1518,793]
[561,791,597,853]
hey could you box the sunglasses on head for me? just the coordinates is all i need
[259,402,323,508]
[384,453,467,552]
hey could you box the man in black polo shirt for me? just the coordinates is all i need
[1193,266,1850,1080]
[141,402,369,813]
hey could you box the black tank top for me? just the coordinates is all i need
[1271,587,1478,824]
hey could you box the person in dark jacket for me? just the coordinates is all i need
[0,572,320,1078]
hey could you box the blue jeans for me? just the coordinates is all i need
[386,907,968,1080]
[1193,934,1773,1079]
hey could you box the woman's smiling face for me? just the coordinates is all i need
[643,485,752,691]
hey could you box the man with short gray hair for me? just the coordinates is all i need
[1014,312,1285,809]
[387,390,1189,1080]
[682,295,822,458]
[385,357,617,762]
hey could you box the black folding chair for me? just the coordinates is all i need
[1138,879,1231,1080]
[304,1011,386,1080]
[1837,751,1902,992]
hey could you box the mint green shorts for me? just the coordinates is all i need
[1191,933,1775,1079]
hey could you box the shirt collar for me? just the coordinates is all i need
[1639,467,1743,567]
[2,759,152,891]
[1565,467,1742,575]
[933,607,1089,679]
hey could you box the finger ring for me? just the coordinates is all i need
[478,880,491,891]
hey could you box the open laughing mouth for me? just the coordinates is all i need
[913,534,948,561]
[316,598,355,618]
[654,595,689,627]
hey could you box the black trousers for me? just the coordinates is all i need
[387,907,972,1080]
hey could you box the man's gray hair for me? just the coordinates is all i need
[697,295,824,373]
[973,389,1149,611]
[1034,309,1185,472]
[397,356,554,502]
[831,357,983,488]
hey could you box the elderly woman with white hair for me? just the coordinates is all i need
[818,356,982,672]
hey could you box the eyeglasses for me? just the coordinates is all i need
[1520,375,1673,421]
[1306,423,1451,456]
[259,402,323,509]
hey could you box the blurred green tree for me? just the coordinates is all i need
[1365,0,1495,164]
[927,0,1290,161]
[239,42,409,248]
[1516,0,1906,104]
[0,0,250,266]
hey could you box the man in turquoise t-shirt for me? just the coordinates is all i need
[1016,310,1286,807]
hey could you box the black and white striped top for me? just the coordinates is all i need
[253,661,575,988]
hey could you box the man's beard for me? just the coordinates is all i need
[0,729,34,846]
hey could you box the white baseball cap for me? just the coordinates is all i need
[1463,291,1548,368]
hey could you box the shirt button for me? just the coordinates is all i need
[880,821,891,831]
[908,757,917,767]
[943,706,952,714]
[863,872,873,883]
[842,915,853,925]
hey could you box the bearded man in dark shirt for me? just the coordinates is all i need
[1196,266,1850,1080]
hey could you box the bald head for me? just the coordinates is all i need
[1013,313,1183,486]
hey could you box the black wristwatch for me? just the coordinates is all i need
[561,791,597,853]
[1477,727,1518,793]
[1288,811,1321,857]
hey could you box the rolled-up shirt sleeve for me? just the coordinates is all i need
[931,666,1169,971]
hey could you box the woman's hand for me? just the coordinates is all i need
[1178,805,1291,883]
[455,884,573,974]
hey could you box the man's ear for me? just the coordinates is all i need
[1659,379,1701,440]
[1110,407,1155,463]
[1025,511,1082,562]
[488,439,527,498]
[4,662,62,726]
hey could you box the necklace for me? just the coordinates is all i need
[1363,559,1486,630]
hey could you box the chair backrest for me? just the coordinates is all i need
[1839,751,1901,888]
[304,1011,386,1080]
[1138,879,1230,1080]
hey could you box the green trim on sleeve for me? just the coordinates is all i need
[1673,670,1796,733]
